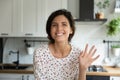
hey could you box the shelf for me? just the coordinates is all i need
[74,18,107,25]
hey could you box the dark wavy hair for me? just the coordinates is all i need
[46,9,75,43]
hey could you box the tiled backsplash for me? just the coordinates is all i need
[3,37,106,65]
[2,24,120,65]
[3,37,48,64]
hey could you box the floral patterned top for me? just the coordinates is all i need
[33,43,81,80]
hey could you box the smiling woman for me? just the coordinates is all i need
[50,15,73,44]
[33,9,99,80]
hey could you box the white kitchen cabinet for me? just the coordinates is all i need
[0,74,21,80]
[0,0,38,37]
[38,0,67,37]
[0,0,13,37]
[17,0,67,37]
[0,0,67,37]
[43,0,67,21]
[0,0,20,37]
[0,74,34,80]
[110,76,120,80]
[16,0,40,37]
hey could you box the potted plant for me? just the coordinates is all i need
[95,0,110,19]
[25,43,34,55]
[111,45,120,56]
[107,17,120,36]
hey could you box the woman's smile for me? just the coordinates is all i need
[51,15,72,42]
[55,32,64,36]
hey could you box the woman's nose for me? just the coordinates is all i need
[57,25,62,31]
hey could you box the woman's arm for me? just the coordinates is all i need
[78,69,86,80]
[78,44,99,80]
[33,49,42,80]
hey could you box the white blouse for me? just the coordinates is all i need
[33,43,81,80]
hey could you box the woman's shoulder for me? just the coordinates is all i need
[34,42,49,53]
[71,43,81,52]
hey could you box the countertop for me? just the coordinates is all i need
[0,64,120,76]
[87,66,120,76]
[0,63,33,74]
[0,69,33,74]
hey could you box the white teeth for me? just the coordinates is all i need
[56,33,63,36]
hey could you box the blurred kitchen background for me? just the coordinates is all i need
[0,0,120,80]
[1,0,120,80]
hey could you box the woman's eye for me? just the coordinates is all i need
[52,24,57,27]
[63,23,67,26]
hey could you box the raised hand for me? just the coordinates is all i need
[79,44,100,70]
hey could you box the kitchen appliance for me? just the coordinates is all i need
[73,0,107,23]
[79,0,94,21]
[88,65,107,72]
[0,38,3,63]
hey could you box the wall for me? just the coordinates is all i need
[68,0,120,65]
[3,37,48,64]
[2,0,120,65]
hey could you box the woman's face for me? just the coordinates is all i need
[50,15,72,43]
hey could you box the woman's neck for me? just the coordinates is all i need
[55,41,68,48]
[51,42,71,58]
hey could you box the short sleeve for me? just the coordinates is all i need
[33,48,42,80]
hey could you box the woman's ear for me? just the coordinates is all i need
[70,27,73,34]
[70,31,73,34]
[70,29,73,34]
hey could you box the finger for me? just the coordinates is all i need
[90,48,97,57]
[93,55,100,61]
[84,44,88,54]
[80,51,84,57]
[89,45,95,54]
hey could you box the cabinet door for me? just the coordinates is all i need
[87,75,110,80]
[44,0,67,20]
[0,78,20,80]
[17,0,38,37]
[0,0,13,37]
[0,74,34,80]
[37,0,68,37]
[110,76,120,80]
[25,74,35,80]
[0,0,68,37]
[35,0,46,37]
[0,74,21,80]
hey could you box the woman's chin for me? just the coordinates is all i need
[55,39,66,43]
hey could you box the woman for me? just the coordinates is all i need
[33,9,99,80]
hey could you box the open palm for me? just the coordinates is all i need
[79,44,100,70]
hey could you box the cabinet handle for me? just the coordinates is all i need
[1,33,8,35]
[25,33,33,36]
[111,78,114,80]
[27,75,29,80]
[22,75,24,80]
